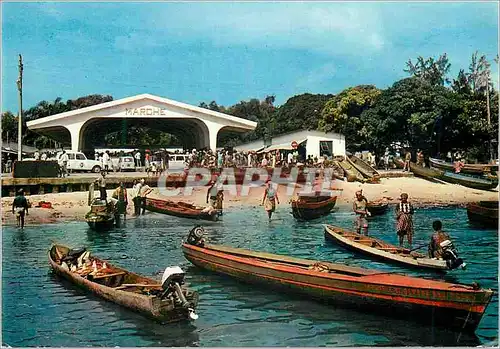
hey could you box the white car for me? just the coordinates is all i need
[118,156,135,171]
[168,154,189,171]
[56,151,102,173]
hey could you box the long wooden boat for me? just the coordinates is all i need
[349,155,380,178]
[467,201,499,228]
[366,201,389,216]
[144,197,218,221]
[85,193,116,231]
[49,244,199,323]
[439,171,498,191]
[182,235,493,332]
[429,157,498,175]
[338,157,365,182]
[394,158,444,180]
[291,194,337,220]
[324,225,455,271]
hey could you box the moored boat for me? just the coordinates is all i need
[394,158,444,180]
[349,155,380,178]
[49,244,199,323]
[439,171,498,191]
[85,198,116,231]
[324,225,466,271]
[338,157,365,182]
[429,157,498,175]
[144,197,218,221]
[466,201,499,228]
[291,193,337,220]
[182,227,492,332]
[366,201,389,216]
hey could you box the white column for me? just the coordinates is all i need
[65,122,85,151]
[203,120,224,151]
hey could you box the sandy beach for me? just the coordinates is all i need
[2,176,498,227]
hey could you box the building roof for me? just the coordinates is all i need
[27,93,257,129]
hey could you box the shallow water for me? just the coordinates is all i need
[2,205,498,347]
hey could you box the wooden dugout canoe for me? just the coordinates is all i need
[429,157,498,175]
[466,201,499,228]
[439,171,499,191]
[144,197,218,221]
[49,244,199,323]
[291,194,337,220]
[324,225,450,271]
[394,158,444,180]
[338,157,365,182]
[366,201,389,216]
[349,155,380,178]
[182,240,493,332]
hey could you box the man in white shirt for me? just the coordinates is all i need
[287,152,293,165]
[34,150,40,160]
[59,151,69,178]
[134,151,141,168]
[103,151,110,174]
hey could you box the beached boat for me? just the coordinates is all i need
[144,197,218,221]
[467,201,499,228]
[324,225,466,271]
[49,244,199,323]
[349,155,380,178]
[394,158,444,180]
[181,227,492,332]
[429,157,498,175]
[291,194,337,220]
[439,171,498,191]
[366,201,389,216]
[338,157,365,182]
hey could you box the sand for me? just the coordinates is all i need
[2,177,498,227]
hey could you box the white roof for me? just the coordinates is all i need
[27,93,257,129]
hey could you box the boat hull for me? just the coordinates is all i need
[429,158,498,175]
[144,198,218,221]
[291,196,337,220]
[438,171,498,191]
[324,225,448,271]
[182,243,492,332]
[49,245,198,323]
[466,201,499,228]
[366,202,389,216]
[86,215,115,231]
[349,155,379,178]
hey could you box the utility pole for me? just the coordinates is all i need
[17,54,23,161]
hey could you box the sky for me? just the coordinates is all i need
[1,1,499,113]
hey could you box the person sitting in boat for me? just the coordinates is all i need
[262,180,280,221]
[112,182,128,220]
[428,220,452,259]
[353,190,370,235]
[396,193,414,247]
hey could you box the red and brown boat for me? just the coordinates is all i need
[466,201,498,228]
[291,193,337,220]
[144,197,218,221]
[182,228,493,333]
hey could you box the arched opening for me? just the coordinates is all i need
[217,126,251,149]
[28,126,71,148]
[79,117,210,153]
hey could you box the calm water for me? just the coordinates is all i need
[2,205,498,347]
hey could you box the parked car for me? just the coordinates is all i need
[168,154,189,171]
[55,151,102,173]
[118,156,135,172]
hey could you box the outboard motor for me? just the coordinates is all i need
[440,240,466,270]
[160,266,198,320]
[187,226,205,247]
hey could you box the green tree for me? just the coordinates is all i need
[319,85,381,149]
[404,53,451,86]
[1,111,18,141]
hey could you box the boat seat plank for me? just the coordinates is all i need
[92,271,127,280]
[114,283,162,290]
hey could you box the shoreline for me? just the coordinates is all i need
[2,177,498,227]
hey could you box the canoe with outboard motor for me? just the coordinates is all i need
[324,225,466,272]
[182,226,492,333]
[49,244,199,323]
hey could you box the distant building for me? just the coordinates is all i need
[235,130,345,159]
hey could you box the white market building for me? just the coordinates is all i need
[235,130,346,158]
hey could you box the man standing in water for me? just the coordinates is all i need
[96,171,107,200]
[396,193,414,247]
[112,182,128,221]
[262,181,280,221]
[353,190,370,235]
[12,188,29,229]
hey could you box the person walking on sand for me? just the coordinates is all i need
[12,189,29,229]
[262,181,280,221]
[206,175,224,215]
[96,171,107,201]
[396,193,414,247]
[353,190,370,235]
